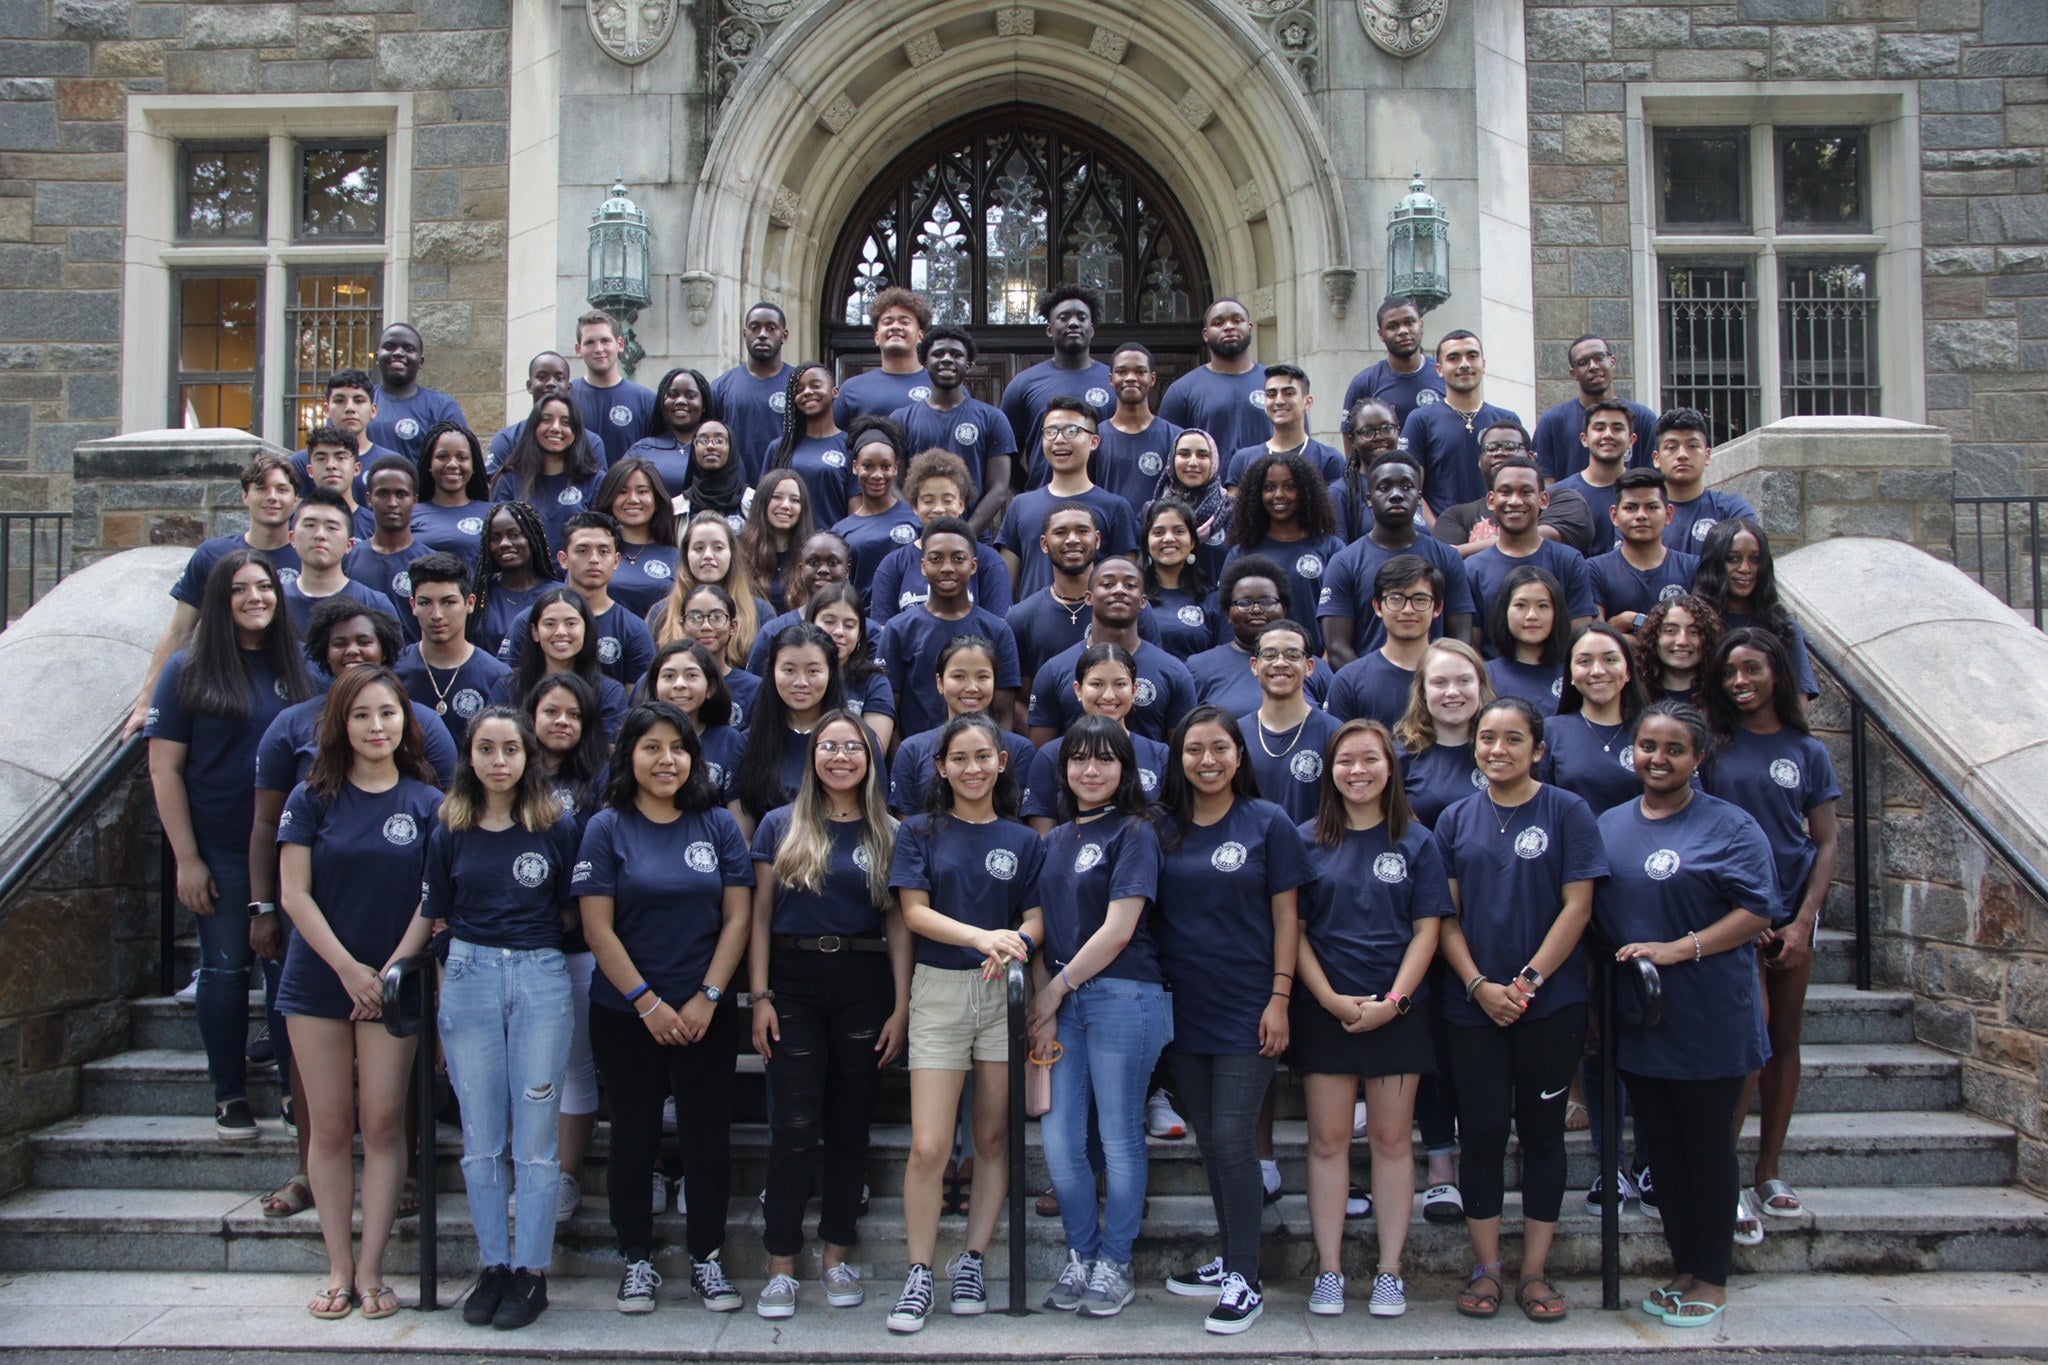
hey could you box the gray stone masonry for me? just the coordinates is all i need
[69,427,291,566]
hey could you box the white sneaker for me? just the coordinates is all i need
[555,1172,582,1223]
[174,971,200,1005]
[1145,1087,1187,1139]
[650,1173,668,1215]
[1352,1099,1368,1136]
[661,1095,677,1135]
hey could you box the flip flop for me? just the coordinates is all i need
[1662,1298,1728,1328]
[308,1284,353,1319]
[356,1285,401,1320]
[1516,1276,1568,1323]
[1756,1178,1803,1217]
[1641,1286,1679,1317]
[1734,1189,1765,1247]
[261,1175,313,1219]
[1565,1100,1590,1131]
[1422,1182,1465,1223]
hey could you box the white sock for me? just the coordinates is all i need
[1261,1159,1280,1193]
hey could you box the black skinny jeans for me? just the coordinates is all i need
[761,949,894,1257]
[590,998,739,1263]
[1623,1071,1746,1287]
[1446,1007,1585,1223]
[1171,1051,1277,1284]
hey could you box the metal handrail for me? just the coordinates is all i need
[0,510,70,631]
[0,735,144,907]
[1004,959,1028,1315]
[383,950,441,1312]
[1591,947,1662,1311]
[1952,495,2044,631]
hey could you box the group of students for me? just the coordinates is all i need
[127,281,1838,1337]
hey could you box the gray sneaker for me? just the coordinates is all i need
[756,1271,798,1319]
[821,1261,864,1308]
[1076,1258,1136,1318]
[1043,1250,1090,1312]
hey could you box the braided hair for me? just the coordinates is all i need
[766,361,834,471]
[470,499,562,645]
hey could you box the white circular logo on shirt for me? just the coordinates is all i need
[458,516,485,535]
[822,449,847,468]
[727,513,747,532]
[1692,518,1717,543]
[558,486,584,506]
[554,787,578,816]
[1135,678,1157,707]
[1138,451,1164,476]
[1139,767,1160,794]
[1513,826,1550,860]
[391,571,413,598]
[1416,389,1439,406]
[1211,841,1248,872]
[1618,745,1636,771]
[1770,758,1801,789]
[383,813,420,845]
[1085,387,1111,409]
[847,698,865,716]
[852,845,872,872]
[1075,842,1104,872]
[453,688,484,718]
[1659,583,1686,602]
[769,392,787,414]
[1551,677,1564,698]
[274,679,291,699]
[1290,750,1322,782]
[396,418,421,440]
[1644,849,1682,881]
[512,852,550,887]
[646,559,672,580]
[954,422,981,445]
[278,566,299,586]
[685,841,718,873]
[890,523,917,545]
[1176,604,1205,627]
[1469,768,1487,788]
[1373,852,1408,883]
[609,404,633,428]
[909,385,932,402]
[1205,527,1227,547]
[730,700,746,727]
[707,760,727,789]
[986,849,1019,881]
[1248,390,1268,409]
[1295,553,1325,579]
[598,636,621,664]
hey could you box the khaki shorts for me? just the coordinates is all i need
[907,962,1011,1070]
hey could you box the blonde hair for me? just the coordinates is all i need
[1394,637,1495,754]
[650,511,763,668]
[772,712,897,907]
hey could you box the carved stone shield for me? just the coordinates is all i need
[1358,0,1447,58]
[588,0,677,65]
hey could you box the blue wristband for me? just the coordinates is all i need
[1018,931,1035,958]
[625,982,651,1004]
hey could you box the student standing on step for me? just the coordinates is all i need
[890,324,1017,532]
[886,713,1046,1333]
[1342,295,1446,427]
[1155,427,1233,584]
[344,456,434,641]
[1237,619,1343,826]
[495,512,653,690]
[1704,628,1839,1242]
[1029,716,1171,1322]
[766,362,852,525]
[1652,408,1758,552]
[713,302,795,483]
[147,551,315,1140]
[1096,344,1182,519]
[492,394,606,560]
[304,424,374,543]
[1224,449,1346,657]
[1434,697,1608,1325]
[1428,421,1594,559]
[409,422,492,569]
[1400,331,1520,521]
[645,641,747,804]
[1138,498,1216,660]
[577,701,755,1317]
[1587,470,1698,632]
[279,488,398,636]
[831,416,920,597]
[804,582,896,754]
[835,288,934,427]
[488,353,589,476]
[591,457,682,619]
[1159,298,1272,458]
[620,366,714,498]
[1460,457,1596,631]
[1293,719,1449,1321]
[275,666,442,1322]
[886,634,1038,816]
[1021,642,1173,829]
[868,448,1014,623]
[1026,554,1196,746]
[1153,707,1309,1336]
[1002,283,1115,490]
[1599,701,1778,1330]
[1328,396,1402,542]
[1531,334,1658,482]
[732,624,849,833]
[397,555,514,746]
[1224,364,1346,488]
[571,308,657,465]
[1319,450,1476,665]
[1549,401,1637,558]
[1327,556,1441,732]
[737,470,817,613]
[750,714,909,1320]
[426,706,579,1332]
[1693,518,1819,699]
[1482,566,1571,715]
[880,518,1023,738]
[291,368,395,498]
[472,502,563,661]
[492,586,628,739]
[1636,594,1724,706]
[997,398,1140,600]
[649,513,769,669]
[367,321,467,460]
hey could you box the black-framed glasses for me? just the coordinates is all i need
[1378,592,1436,610]
[1481,441,1527,455]
[1230,595,1282,610]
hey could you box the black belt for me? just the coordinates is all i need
[773,933,887,954]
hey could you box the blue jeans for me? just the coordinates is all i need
[193,839,278,1105]
[438,940,574,1272]
[1040,977,1171,1268]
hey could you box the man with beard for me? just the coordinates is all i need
[1462,456,1597,628]
[1025,555,1194,745]
[366,321,466,460]
[890,324,1016,534]
[712,302,796,482]
[1317,450,1476,667]
[1400,330,1521,519]
[1095,342,1182,517]
[570,308,657,463]
[1005,502,1120,681]
[1342,295,1447,425]
[488,351,603,475]
[1001,283,1115,489]
[1531,334,1658,482]
[834,287,933,425]
[1159,297,1272,456]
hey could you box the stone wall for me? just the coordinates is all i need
[69,428,291,567]
[0,0,511,498]
[1708,414,1955,558]
[1526,0,2048,494]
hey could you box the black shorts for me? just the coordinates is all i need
[1288,993,1438,1080]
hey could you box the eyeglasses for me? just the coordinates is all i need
[1570,350,1614,367]
[1481,441,1527,455]
[1378,592,1436,610]
[1043,423,1096,439]
[1256,647,1308,663]
[683,610,730,626]
[1230,595,1282,610]
[1355,422,1400,438]
[815,740,867,757]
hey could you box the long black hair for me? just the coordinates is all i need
[734,622,846,819]
[496,392,600,495]
[1139,496,1212,598]
[1702,626,1809,738]
[645,366,719,441]
[804,581,881,684]
[1695,516,1800,647]
[509,585,604,701]
[415,420,489,501]
[766,361,835,471]
[526,671,608,804]
[1485,564,1573,667]
[644,638,733,729]
[1231,448,1337,547]
[1055,714,1151,823]
[1158,704,1261,849]
[1557,621,1651,721]
[177,549,314,718]
[472,500,562,644]
[594,455,680,550]
[923,712,1021,824]
[603,700,717,813]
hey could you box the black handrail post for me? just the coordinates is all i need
[382,952,440,1311]
[1850,693,1872,992]
[1005,960,1028,1315]
[158,837,176,998]
[1598,954,1620,1311]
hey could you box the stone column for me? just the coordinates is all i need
[69,428,292,570]
[1707,414,1955,560]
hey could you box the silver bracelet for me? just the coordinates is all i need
[1688,930,1703,963]
[635,998,661,1019]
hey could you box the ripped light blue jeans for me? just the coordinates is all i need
[438,939,573,1271]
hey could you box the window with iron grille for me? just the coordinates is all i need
[285,269,384,446]
[1658,262,1759,445]
[1779,259,1877,417]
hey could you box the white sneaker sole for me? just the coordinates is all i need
[1206,1302,1263,1334]
[696,1294,741,1313]
[1165,1280,1224,1298]
[824,1289,865,1308]
[756,1301,795,1319]
[885,1312,927,1333]
[1077,1291,1133,1318]
[950,1296,987,1316]
[615,1297,656,1314]
[1309,1299,1345,1316]
[1369,1299,1407,1318]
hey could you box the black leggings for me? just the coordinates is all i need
[1623,1070,1745,1287]
[1446,1008,1585,1222]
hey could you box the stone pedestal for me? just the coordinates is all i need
[70,429,293,570]
[1708,415,1955,561]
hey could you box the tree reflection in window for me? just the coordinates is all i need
[299,143,384,238]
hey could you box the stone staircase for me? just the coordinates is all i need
[3,930,2045,1289]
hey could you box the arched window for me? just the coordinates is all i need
[824,108,1209,357]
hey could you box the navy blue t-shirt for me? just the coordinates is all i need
[1485,657,1565,715]
[496,596,653,689]
[832,503,922,596]
[1238,707,1345,826]
[743,605,882,675]
[487,668,628,741]
[1297,818,1453,999]
[890,813,1046,970]
[1184,642,1331,720]
[146,649,296,850]
[608,543,681,619]
[476,580,548,662]
[1225,437,1345,489]
[1664,488,1758,552]
[869,541,1013,622]
[891,396,1017,498]
[1157,799,1312,1053]
[1023,731,1170,817]
[1327,650,1415,730]
[1551,472,1621,556]
[1224,533,1347,655]
[1037,813,1163,982]
[695,722,744,802]
[254,692,458,792]
[1342,357,1445,425]
[843,668,897,728]
[1096,417,1182,517]
[1538,713,1642,816]
[369,386,466,460]
[711,362,794,482]
[343,540,435,641]
[1402,400,1520,513]
[770,434,852,525]
[571,377,657,464]
[491,468,606,558]
[393,643,510,747]
[1029,637,1195,743]
[1465,541,1597,625]
[1703,725,1839,924]
[751,807,888,938]
[834,367,932,429]
[423,816,579,950]
[881,603,1023,738]
[616,435,690,506]
[1596,793,1777,1079]
[170,535,301,607]
[887,722,1040,816]
[1158,366,1271,458]
[1722,613,1819,698]
[275,776,441,1018]
[281,577,400,638]
[1001,358,1115,489]
[1401,740,1484,828]
[1317,532,1475,654]
[1006,589,1093,684]
[722,669,760,730]
[1587,548,1699,622]
[1532,397,1657,482]
[997,485,1140,599]
[1148,586,1216,659]
[1433,783,1608,1028]
[573,804,753,1010]
[408,500,489,569]
[486,423,604,480]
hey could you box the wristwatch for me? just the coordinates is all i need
[1517,965,1545,990]
[247,901,276,916]
[1387,991,1412,1016]
[700,984,723,1003]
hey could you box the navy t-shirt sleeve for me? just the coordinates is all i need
[277,782,324,848]
[252,708,300,792]
[1261,803,1315,893]
[571,809,622,897]
[421,823,456,922]
[1556,789,1611,885]
[712,807,755,886]
[1107,818,1164,903]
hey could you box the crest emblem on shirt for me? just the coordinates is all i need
[1177,604,1205,627]
[274,679,291,699]
[1693,519,1717,542]
[1205,527,1227,546]
[1211,841,1249,872]
[986,849,1018,881]
[1290,750,1322,782]
[954,422,980,445]
[278,566,299,585]
[727,513,747,532]
[823,449,847,468]
[1075,842,1104,872]
[890,524,918,545]
[396,418,421,440]
[910,386,932,403]
[731,701,746,727]
[458,516,485,535]
[1416,389,1439,406]
[1138,451,1164,476]
[392,571,413,598]
[383,813,420,846]
[685,841,718,873]
[847,699,865,715]
[1295,553,1325,578]
[572,859,593,883]
[769,392,788,413]
[1135,678,1157,707]
[453,688,484,718]
[1513,826,1550,860]
[513,852,551,887]
[1469,768,1487,787]
[559,486,584,506]
[554,788,578,815]
[1139,768,1160,794]
[610,405,633,427]
[1085,387,1111,409]
[1659,583,1686,602]
[647,559,672,579]
[1644,849,1682,881]
[598,637,621,664]
[1769,758,1801,788]
[1618,745,1636,770]
[1374,852,1408,883]
[1551,677,1564,698]
[852,845,872,872]
[1247,390,1266,408]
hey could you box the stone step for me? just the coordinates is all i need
[29,1107,2017,1198]
[1,1183,2043,1281]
